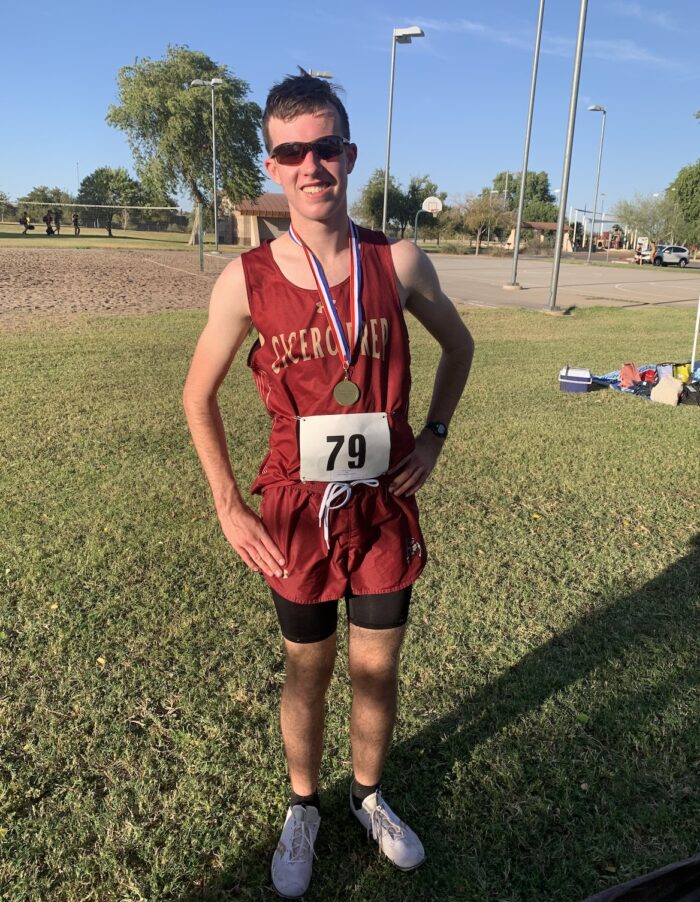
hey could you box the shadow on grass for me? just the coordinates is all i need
[182,535,700,901]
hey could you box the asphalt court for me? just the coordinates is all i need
[430,254,700,311]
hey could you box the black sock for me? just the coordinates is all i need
[290,790,320,812]
[351,778,380,810]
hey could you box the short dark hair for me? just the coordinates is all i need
[262,74,350,153]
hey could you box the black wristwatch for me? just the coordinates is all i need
[425,421,448,439]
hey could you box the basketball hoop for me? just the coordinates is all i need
[422,196,443,217]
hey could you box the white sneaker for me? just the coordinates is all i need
[350,789,426,871]
[271,804,321,898]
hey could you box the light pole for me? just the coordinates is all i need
[586,104,606,264]
[382,25,424,234]
[546,0,589,310]
[487,189,498,246]
[507,0,545,289]
[190,77,224,253]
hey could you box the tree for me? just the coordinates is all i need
[0,189,13,220]
[77,167,140,236]
[491,170,556,215]
[350,169,404,231]
[351,170,446,238]
[107,45,263,244]
[613,193,682,244]
[669,159,700,246]
[521,198,559,223]
[460,194,513,255]
[18,185,74,219]
[404,175,447,240]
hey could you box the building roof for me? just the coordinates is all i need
[234,192,290,217]
[522,221,561,231]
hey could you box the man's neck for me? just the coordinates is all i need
[290,210,350,263]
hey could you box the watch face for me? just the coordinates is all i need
[428,421,447,438]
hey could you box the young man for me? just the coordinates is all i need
[183,74,474,898]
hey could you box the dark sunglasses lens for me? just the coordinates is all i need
[274,143,306,165]
[273,137,346,165]
[315,137,345,159]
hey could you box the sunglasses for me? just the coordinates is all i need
[270,135,351,166]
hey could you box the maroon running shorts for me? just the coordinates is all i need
[259,483,427,603]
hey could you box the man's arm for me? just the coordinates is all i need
[388,239,475,497]
[182,258,285,578]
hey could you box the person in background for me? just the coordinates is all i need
[19,210,33,235]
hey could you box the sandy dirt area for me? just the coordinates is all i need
[0,248,234,330]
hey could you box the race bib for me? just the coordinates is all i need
[299,412,390,482]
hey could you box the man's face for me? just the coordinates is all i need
[264,107,357,226]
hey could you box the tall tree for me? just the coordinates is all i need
[350,169,404,231]
[18,185,74,219]
[491,170,556,214]
[77,167,140,236]
[460,194,513,255]
[107,45,263,243]
[613,193,682,244]
[669,159,700,246]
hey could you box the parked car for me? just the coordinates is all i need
[652,245,690,267]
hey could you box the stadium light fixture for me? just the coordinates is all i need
[297,66,334,79]
[382,25,425,233]
[190,77,224,253]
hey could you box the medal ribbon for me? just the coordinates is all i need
[288,218,363,372]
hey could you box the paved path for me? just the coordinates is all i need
[430,255,700,311]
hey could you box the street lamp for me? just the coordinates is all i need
[382,25,424,233]
[190,77,224,253]
[586,104,606,264]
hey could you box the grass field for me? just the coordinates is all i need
[0,222,236,251]
[1,304,699,900]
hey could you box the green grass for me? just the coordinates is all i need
[1,306,699,900]
[0,223,240,251]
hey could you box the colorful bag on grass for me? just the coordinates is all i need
[679,382,700,407]
[657,364,674,380]
[639,368,657,384]
[619,362,641,388]
[673,363,691,383]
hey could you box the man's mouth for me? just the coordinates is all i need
[301,184,330,195]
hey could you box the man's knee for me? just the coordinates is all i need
[348,626,404,694]
[284,634,337,697]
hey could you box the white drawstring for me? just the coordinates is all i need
[318,480,379,552]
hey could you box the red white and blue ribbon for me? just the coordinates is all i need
[288,218,363,372]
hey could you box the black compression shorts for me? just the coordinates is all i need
[272,586,413,644]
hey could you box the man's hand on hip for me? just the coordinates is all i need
[387,431,443,497]
[218,503,286,577]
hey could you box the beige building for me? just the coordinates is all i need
[220,192,291,247]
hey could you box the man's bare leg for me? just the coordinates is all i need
[280,632,337,795]
[348,624,406,785]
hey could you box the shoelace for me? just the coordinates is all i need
[289,816,317,863]
[318,480,379,552]
[368,794,405,847]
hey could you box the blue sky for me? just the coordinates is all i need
[2,1,698,220]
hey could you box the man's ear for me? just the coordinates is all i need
[264,156,282,185]
[345,143,358,174]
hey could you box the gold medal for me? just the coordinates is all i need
[333,379,361,406]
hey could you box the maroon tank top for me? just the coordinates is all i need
[242,227,415,494]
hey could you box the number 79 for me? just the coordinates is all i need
[326,434,367,470]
